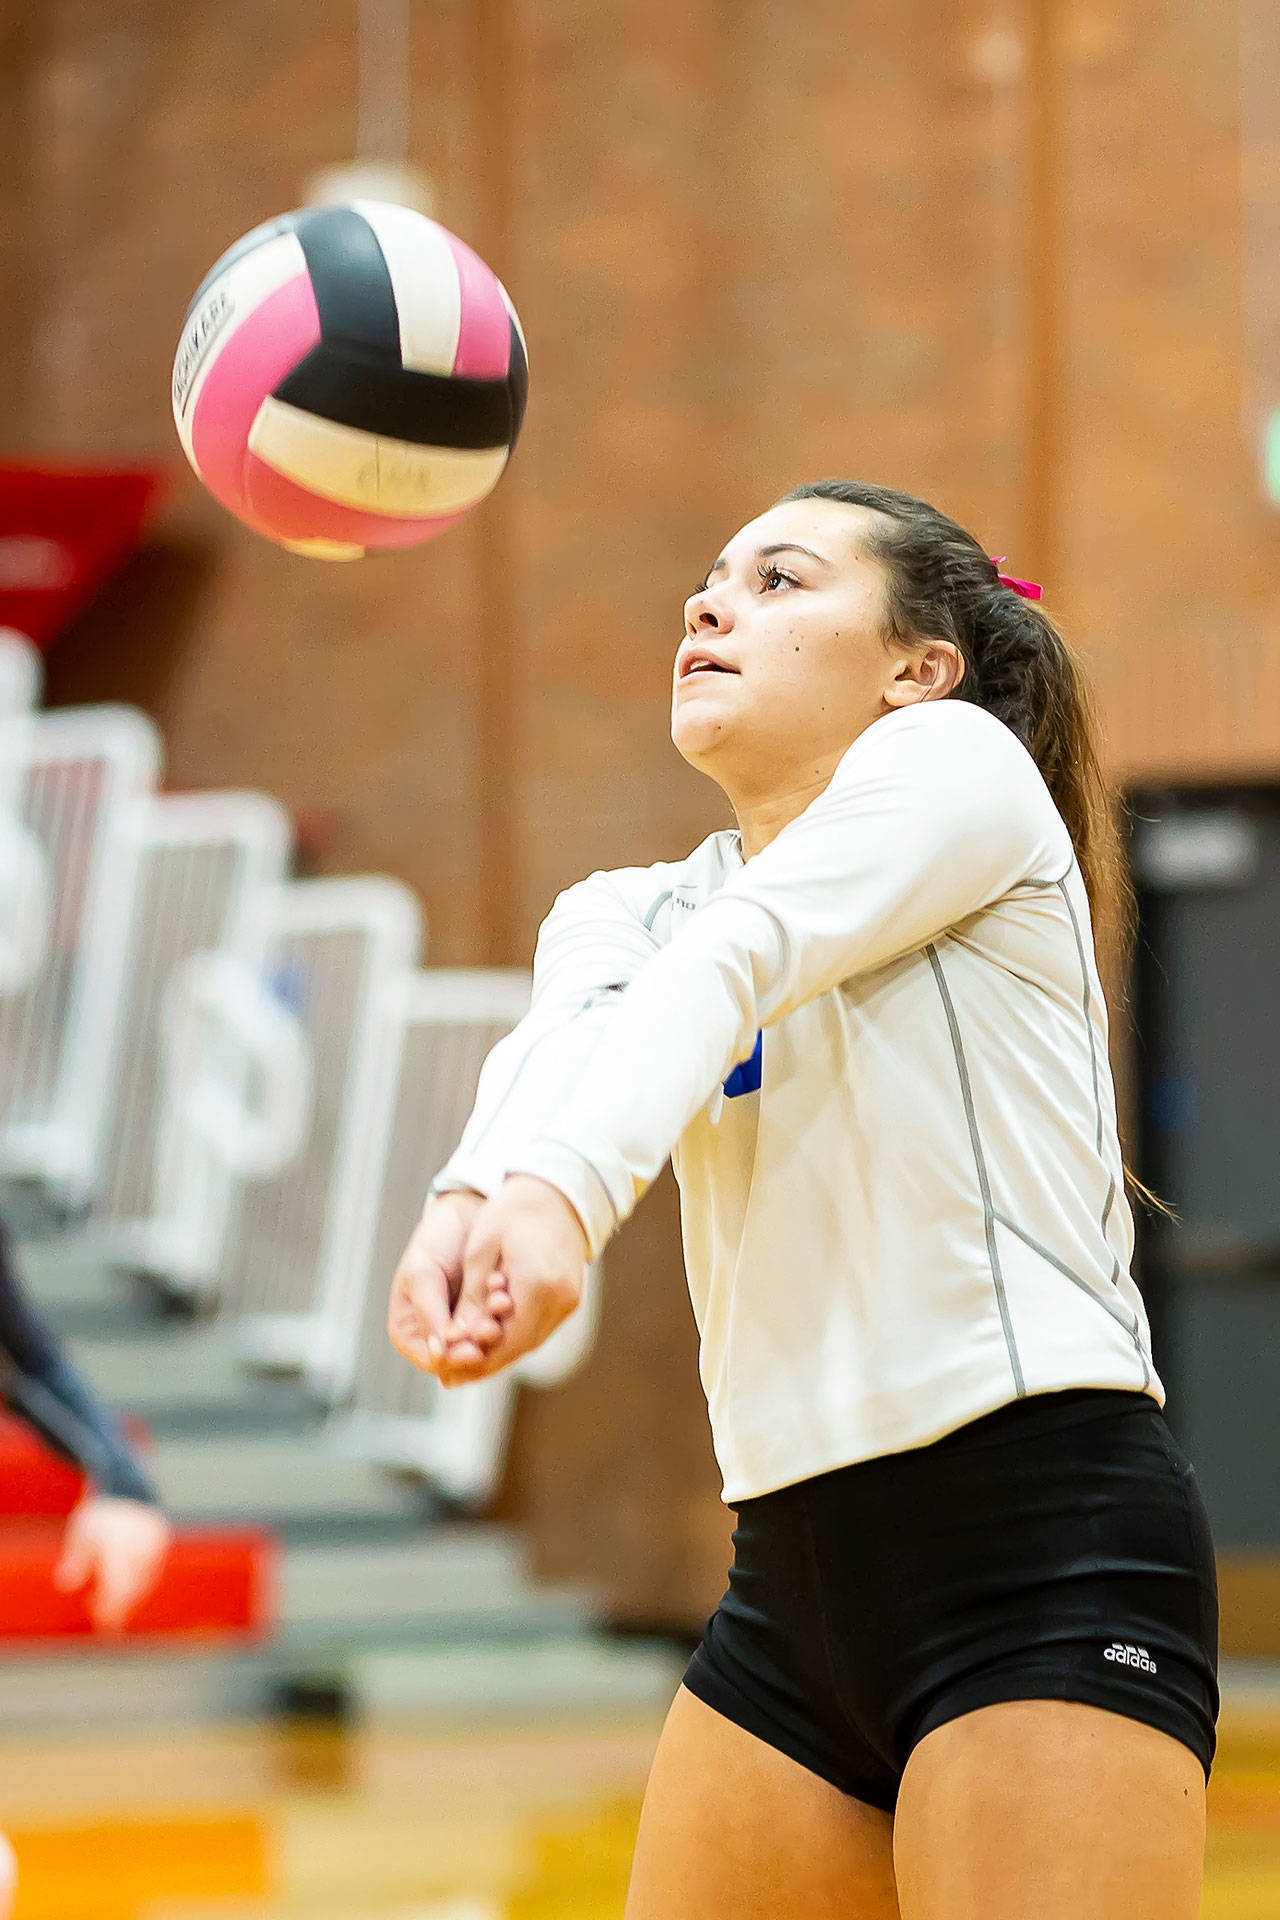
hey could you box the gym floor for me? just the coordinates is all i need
[0,1702,1276,1918]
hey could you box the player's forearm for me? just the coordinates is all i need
[507,900,774,1254]
[428,994,623,1201]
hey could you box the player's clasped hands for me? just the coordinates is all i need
[387,1175,589,1387]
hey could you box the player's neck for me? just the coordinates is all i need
[732,759,843,861]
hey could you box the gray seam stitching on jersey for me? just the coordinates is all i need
[990,1209,1151,1389]
[1057,876,1123,1256]
[582,984,627,1008]
[528,1137,619,1236]
[643,889,673,932]
[1020,859,1075,891]
[926,943,1026,1396]
[6,1370,111,1480]
[1056,877,1104,1155]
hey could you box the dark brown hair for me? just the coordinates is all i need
[779,479,1132,963]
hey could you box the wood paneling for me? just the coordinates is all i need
[1057,0,1280,778]
[0,2,33,447]
[1218,1556,1280,1659]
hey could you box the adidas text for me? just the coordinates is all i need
[1104,1641,1157,1673]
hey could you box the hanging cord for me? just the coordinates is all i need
[357,0,411,165]
[306,0,432,211]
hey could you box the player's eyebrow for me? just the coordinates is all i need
[703,541,835,581]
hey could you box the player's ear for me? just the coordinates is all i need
[883,641,965,708]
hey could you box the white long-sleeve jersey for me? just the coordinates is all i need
[431,699,1160,1503]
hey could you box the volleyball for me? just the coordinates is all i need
[171,202,528,560]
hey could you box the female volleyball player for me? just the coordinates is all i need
[388,481,1218,1920]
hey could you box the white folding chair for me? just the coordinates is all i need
[140,946,314,1291]
[0,629,42,718]
[322,970,603,1507]
[0,706,160,1205]
[0,635,50,1002]
[92,791,292,1269]
[215,876,424,1353]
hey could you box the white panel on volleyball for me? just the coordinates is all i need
[0,706,160,1205]
[216,876,423,1360]
[91,791,292,1269]
[321,970,603,1509]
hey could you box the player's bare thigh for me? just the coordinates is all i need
[892,1699,1205,1920]
[625,1683,900,1920]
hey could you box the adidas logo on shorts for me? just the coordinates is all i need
[1104,1641,1158,1673]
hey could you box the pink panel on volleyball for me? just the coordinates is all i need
[190,273,321,514]
[447,234,513,380]
[241,452,470,550]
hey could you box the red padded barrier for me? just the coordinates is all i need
[0,461,163,647]
[0,1521,276,1641]
[0,1413,154,1517]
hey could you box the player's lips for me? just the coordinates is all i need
[676,646,739,681]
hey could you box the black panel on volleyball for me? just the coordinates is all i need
[1129,783,1280,1548]
[506,316,529,438]
[271,206,524,451]
[293,207,401,358]
[274,354,516,449]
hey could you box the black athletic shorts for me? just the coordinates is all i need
[683,1387,1219,1813]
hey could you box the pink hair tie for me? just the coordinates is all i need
[989,556,1044,601]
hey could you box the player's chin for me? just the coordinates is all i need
[670,704,738,764]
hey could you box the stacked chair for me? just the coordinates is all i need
[0,635,273,1663]
[0,628,677,1731]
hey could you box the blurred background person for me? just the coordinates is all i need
[0,1208,169,1920]
[0,1210,170,1633]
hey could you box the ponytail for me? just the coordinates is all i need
[779,480,1133,968]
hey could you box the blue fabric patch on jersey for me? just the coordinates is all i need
[723,1029,762,1098]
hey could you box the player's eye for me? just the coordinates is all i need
[757,563,798,591]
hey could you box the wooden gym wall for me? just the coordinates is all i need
[1,0,1278,1625]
